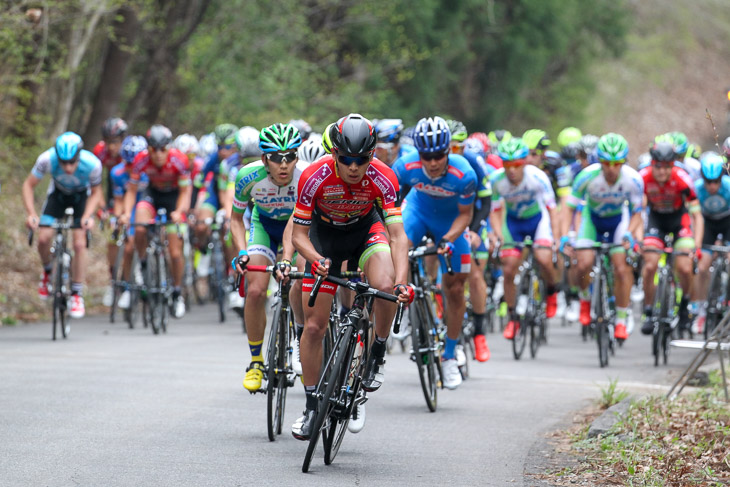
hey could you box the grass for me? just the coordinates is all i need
[598,378,630,409]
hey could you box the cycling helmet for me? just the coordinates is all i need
[700,152,725,180]
[637,152,652,169]
[560,142,580,162]
[374,118,404,143]
[146,124,173,149]
[101,117,128,139]
[557,127,582,148]
[173,133,199,155]
[259,123,302,153]
[401,126,417,147]
[497,137,529,161]
[322,123,335,154]
[446,119,468,142]
[522,129,551,151]
[287,119,312,140]
[55,131,83,163]
[649,141,676,163]
[413,116,451,153]
[723,136,730,158]
[578,134,599,155]
[298,138,326,164]
[214,123,239,145]
[543,150,563,173]
[464,138,486,157]
[120,135,148,164]
[668,131,689,155]
[331,114,377,156]
[198,133,217,158]
[488,129,511,147]
[235,126,263,158]
[596,133,629,161]
[467,132,491,154]
[687,143,702,160]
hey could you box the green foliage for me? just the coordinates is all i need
[598,378,629,409]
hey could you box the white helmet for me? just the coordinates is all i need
[235,126,262,158]
[198,133,217,159]
[298,137,326,164]
[173,133,199,155]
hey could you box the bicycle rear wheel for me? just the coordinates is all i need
[212,243,226,323]
[109,241,125,323]
[410,299,439,412]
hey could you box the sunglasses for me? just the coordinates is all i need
[149,146,168,153]
[336,153,371,166]
[503,159,526,168]
[59,159,78,165]
[266,151,298,164]
[219,144,235,151]
[420,151,448,161]
[529,150,543,157]
[600,159,625,167]
[704,177,722,185]
[652,161,673,169]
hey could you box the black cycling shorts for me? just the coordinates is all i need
[41,189,88,228]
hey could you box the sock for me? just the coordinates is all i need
[546,285,557,296]
[443,337,458,360]
[43,264,52,274]
[249,339,263,362]
[644,305,653,317]
[109,265,114,279]
[295,323,304,341]
[172,288,181,300]
[616,307,628,322]
[71,282,83,295]
[372,335,387,358]
[474,313,485,335]
[578,288,590,301]
[305,385,317,410]
[508,307,516,320]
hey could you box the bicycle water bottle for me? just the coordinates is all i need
[515,294,528,316]
[62,252,71,292]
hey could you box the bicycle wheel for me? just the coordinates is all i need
[651,275,667,366]
[212,243,226,323]
[302,328,349,473]
[457,333,470,380]
[146,253,161,334]
[410,299,439,412]
[266,301,286,441]
[158,254,169,333]
[594,274,609,368]
[529,275,543,358]
[109,241,125,323]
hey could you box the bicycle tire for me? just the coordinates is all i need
[595,274,609,368]
[58,252,70,339]
[109,241,125,324]
[660,277,675,365]
[411,298,439,412]
[266,301,285,441]
[528,274,542,359]
[512,278,529,360]
[652,275,667,366]
[302,326,349,473]
[146,253,161,334]
[212,242,226,323]
[158,254,169,333]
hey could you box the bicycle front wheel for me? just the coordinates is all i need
[410,299,439,412]
[266,301,287,441]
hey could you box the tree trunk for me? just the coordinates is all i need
[82,5,139,143]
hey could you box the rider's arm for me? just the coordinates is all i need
[22,173,41,222]
[292,222,324,264]
[489,207,503,242]
[549,206,561,243]
[628,211,643,241]
[469,196,491,232]
[280,215,295,263]
[690,205,704,251]
[230,208,247,253]
[122,181,138,220]
[386,221,409,285]
[175,183,192,214]
[560,204,576,238]
[82,184,103,224]
[442,203,472,243]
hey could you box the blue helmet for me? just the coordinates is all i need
[413,116,451,153]
[55,132,83,163]
[374,118,404,143]
[120,135,148,164]
[700,152,725,180]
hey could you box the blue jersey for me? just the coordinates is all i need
[110,162,148,200]
[31,148,102,194]
[393,153,477,216]
[696,175,730,220]
[462,149,492,199]
[398,143,417,159]
[201,152,221,193]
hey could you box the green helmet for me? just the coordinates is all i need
[668,131,689,156]
[322,123,335,154]
[488,129,511,147]
[259,123,302,153]
[596,133,629,161]
[497,137,529,161]
[522,129,551,151]
[557,127,582,149]
[214,123,239,145]
[446,120,468,142]
[687,143,701,159]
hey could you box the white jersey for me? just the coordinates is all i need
[489,164,556,219]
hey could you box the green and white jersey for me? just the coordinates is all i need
[232,161,305,220]
[566,163,644,217]
[489,164,556,219]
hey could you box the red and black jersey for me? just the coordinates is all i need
[93,141,122,171]
[640,166,698,214]
[130,148,190,192]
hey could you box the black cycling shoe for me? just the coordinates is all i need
[640,319,654,336]
[361,354,385,392]
[291,408,317,441]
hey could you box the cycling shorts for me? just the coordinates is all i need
[200,187,220,214]
[474,221,490,262]
[403,204,471,274]
[248,212,288,264]
[40,189,88,228]
[702,217,730,251]
[136,188,187,224]
[575,206,629,254]
[501,210,552,258]
[645,209,693,251]
[303,209,390,295]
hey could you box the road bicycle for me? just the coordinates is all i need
[701,241,730,339]
[512,238,548,360]
[587,234,623,368]
[205,209,230,323]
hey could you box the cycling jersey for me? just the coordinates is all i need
[489,164,556,219]
[219,152,251,191]
[695,175,730,220]
[110,163,148,200]
[233,161,305,220]
[680,156,701,182]
[640,166,699,214]
[130,148,190,192]
[31,148,102,194]
[567,163,644,217]
[486,153,503,170]
[293,156,401,228]
[92,141,122,170]
[461,150,492,199]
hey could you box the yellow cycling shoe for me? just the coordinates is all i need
[243,361,265,392]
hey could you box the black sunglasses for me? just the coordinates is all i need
[266,151,298,164]
[703,177,722,185]
[420,151,448,161]
[337,153,371,166]
[59,159,78,165]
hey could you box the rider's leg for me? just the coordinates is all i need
[441,271,468,358]
[134,203,154,261]
[71,228,87,293]
[641,251,660,307]
[37,227,54,269]
[167,232,184,288]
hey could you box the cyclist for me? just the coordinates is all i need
[522,129,551,167]
[120,124,192,319]
[639,140,704,335]
[557,127,582,150]
[288,119,312,141]
[93,117,128,208]
[668,131,701,181]
[488,137,561,340]
[173,134,205,208]
[23,132,103,318]
[722,137,730,162]
[109,135,149,309]
[373,118,416,165]
[289,114,411,440]
[561,133,644,340]
[229,123,305,391]
[297,137,326,165]
[394,116,480,383]
[690,152,730,333]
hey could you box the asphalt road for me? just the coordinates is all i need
[0,303,702,487]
